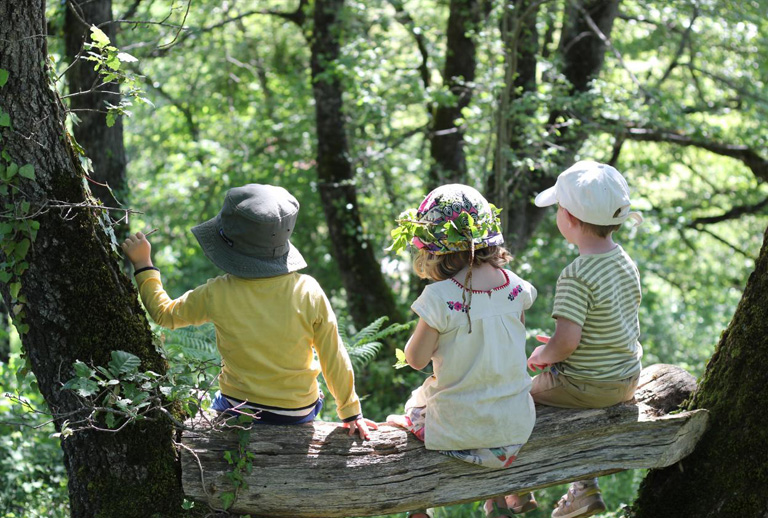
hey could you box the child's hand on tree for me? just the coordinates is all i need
[121,231,154,269]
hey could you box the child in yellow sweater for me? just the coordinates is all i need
[122,184,375,438]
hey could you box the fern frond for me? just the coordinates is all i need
[347,341,383,371]
[351,316,389,345]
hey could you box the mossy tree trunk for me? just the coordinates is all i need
[310,0,401,328]
[64,0,128,241]
[0,3,183,517]
[630,226,768,518]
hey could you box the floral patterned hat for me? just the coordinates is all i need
[389,184,504,255]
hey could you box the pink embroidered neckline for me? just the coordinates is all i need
[451,269,510,294]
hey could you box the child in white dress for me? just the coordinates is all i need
[387,184,538,517]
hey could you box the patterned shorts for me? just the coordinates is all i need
[398,406,523,469]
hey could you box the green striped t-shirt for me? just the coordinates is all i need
[552,245,643,381]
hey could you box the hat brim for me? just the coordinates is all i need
[534,185,558,207]
[191,216,307,279]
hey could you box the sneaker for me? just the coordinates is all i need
[551,482,606,518]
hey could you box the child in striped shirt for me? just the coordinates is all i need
[522,161,644,518]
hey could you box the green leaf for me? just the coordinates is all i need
[106,55,120,71]
[220,491,235,510]
[63,377,100,397]
[106,112,116,128]
[90,25,111,47]
[9,282,20,299]
[6,162,18,179]
[73,360,95,379]
[0,69,9,88]
[394,348,408,369]
[18,164,35,180]
[0,270,10,283]
[108,350,141,376]
[0,112,10,127]
[104,412,116,429]
[14,238,30,260]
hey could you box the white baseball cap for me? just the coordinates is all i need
[534,160,643,226]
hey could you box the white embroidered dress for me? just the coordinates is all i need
[406,269,537,451]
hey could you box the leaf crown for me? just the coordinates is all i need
[388,184,504,255]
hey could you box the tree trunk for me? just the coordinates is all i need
[0,3,183,517]
[181,365,707,517]
[428,0,487,187]
[630,226,768,518]
[500,0,620,252]
[0,298,9,364]
[311,0,400,328]
[64,0,128,240]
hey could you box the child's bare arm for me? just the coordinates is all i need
[404,318,439,370]
[527,317,582,370]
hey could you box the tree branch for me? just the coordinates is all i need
[621,125,768,182]
[387,0,431,89]
[686,197,768,228]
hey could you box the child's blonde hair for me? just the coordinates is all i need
[414,246,513,282]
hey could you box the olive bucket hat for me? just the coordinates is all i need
[191,184,307,278]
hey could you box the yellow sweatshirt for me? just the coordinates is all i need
[134,269,361,420]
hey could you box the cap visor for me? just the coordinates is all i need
[534,186,557,207]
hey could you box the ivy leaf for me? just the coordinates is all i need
[104,412,116,429]
[18,164,35,180]
[14,238,30,260]
[9,282,20,299]
[0,69,8,88]
[0,112,10,127]
[220,491,235,510]
[108,350,141,377]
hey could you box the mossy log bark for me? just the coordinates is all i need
[631,226,768,518]
[0,3,183,516]
[181,364,707,517]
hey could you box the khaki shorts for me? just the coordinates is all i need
[530,370,639,409]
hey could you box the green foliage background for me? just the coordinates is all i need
[2,0,767,516]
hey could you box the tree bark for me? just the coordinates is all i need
[64,0,128,239]
[428,0,487,187]
[181,365,707,517]
[0,3,182,517]
[630,226,768,518]
[311,0,400,328]
[0,298,9,364]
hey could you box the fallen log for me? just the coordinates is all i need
[181,364,708,517]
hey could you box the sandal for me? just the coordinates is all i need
[507,492,538,514]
